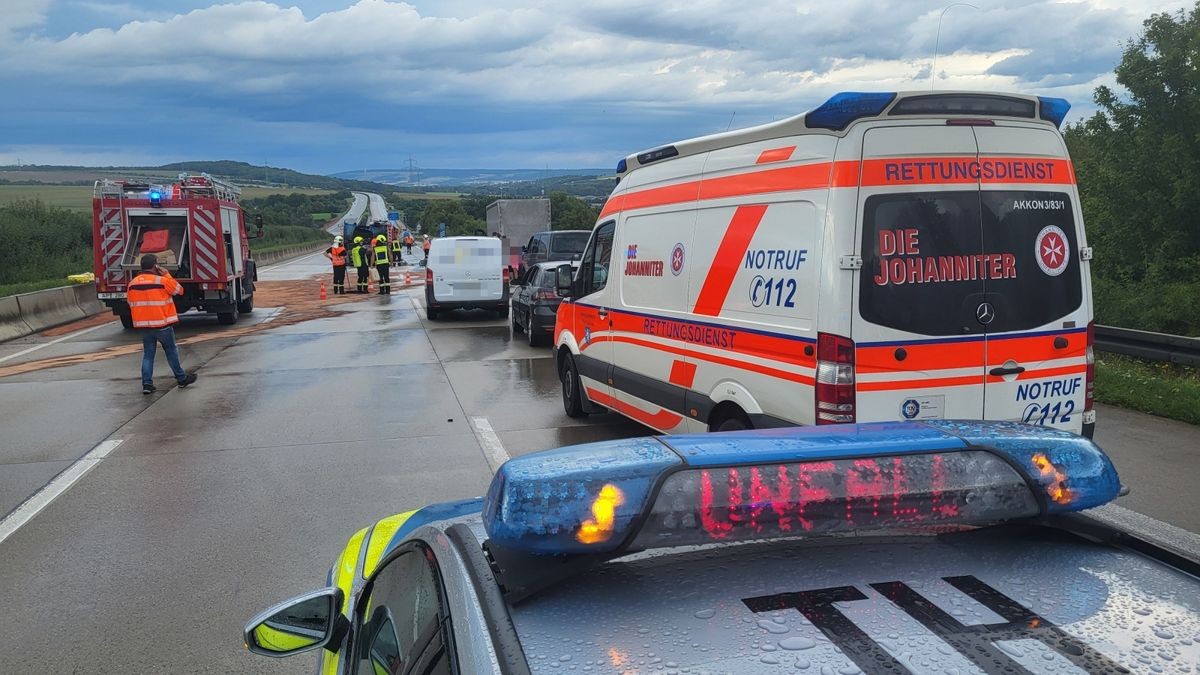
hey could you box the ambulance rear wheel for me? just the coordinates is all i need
[710,406,751,432]
[561,354,586,418]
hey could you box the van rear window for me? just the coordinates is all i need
[549,232,589,257]
[433,241,500,266]
[859,191,1082,336]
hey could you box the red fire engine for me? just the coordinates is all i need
[93,173,261,327]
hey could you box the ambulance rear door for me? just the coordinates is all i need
[974,125,1088,433]
[853,124,987,423]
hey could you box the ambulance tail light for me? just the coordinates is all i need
[425,268,433,286]
[1084,321,1095,411]
[816,332,855,424]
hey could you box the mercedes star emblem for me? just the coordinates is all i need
[976,302,996,325]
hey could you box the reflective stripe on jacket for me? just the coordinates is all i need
[351,245,366,267]
[330,246,346,266]
[373,244,390,265]
[128,273,183,329]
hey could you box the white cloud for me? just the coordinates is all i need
[2,0,1195,168]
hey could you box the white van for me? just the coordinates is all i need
[424,236,509,320]
[553,91,1095,437]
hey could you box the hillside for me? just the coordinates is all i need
[0,160,396,193]
[332,167,609,187]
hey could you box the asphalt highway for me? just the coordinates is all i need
[0,242,1196,672]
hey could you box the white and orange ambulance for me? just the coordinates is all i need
[553,91,1096,437]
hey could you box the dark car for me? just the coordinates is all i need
[511,261,575,346]
[518,230,589,280]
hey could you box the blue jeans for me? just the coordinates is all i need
[141,326,187,386]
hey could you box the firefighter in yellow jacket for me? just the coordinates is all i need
[373,235,392,295]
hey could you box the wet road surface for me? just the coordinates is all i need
[0,244,1196,672]
[0,246,642,673]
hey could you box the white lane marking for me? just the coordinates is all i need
[0,439,124,546]
[0,322,111,365]
[470,417,511,473]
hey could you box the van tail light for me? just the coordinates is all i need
[502,267,511,284]
[815,332,856,424]
[425,268,433,286]
[1084,321,1095,411]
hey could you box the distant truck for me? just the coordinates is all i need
[92,173,261,327]
[485,198,551,273]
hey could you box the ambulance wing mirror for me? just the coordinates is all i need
[244,587,345,658]
[555,263,574,298]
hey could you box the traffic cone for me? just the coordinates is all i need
[405,271,412,285]
[319,281,327,300]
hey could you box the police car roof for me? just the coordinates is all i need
[616,90,1067,177]
[499,524,1199,673]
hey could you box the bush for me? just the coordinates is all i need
[0,200,93,289]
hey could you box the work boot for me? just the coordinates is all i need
[178,373,198,388]
[143,383,157,395]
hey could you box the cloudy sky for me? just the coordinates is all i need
[0,0,1191,174]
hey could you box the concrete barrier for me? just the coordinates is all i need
[0,242,327,344]
[0,295,32,342]
[16,286,87,333]
[71,284,105,316]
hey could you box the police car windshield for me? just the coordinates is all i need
[860,190,1083,336]
[508,525,1200,673]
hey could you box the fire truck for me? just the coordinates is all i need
[92,173,262,327]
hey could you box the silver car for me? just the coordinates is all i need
[245,421,1200,674]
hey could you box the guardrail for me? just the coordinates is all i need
[1095,325,1200,367]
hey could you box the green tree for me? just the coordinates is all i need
[549,191,599,230]
[1064,3,1200,335]
[420,200,486,236]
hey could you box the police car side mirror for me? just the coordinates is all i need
[555,263,574,298]
[243,587,344,658]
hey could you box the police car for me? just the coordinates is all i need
[244,422,1200,674]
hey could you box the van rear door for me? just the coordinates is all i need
[431,238,504,303]
[854,125,987,423]
[975,126,1087,432]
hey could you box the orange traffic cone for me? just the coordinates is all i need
[319,281,327,300]
[405,271,412,284]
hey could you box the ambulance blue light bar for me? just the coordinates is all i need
[1038,96,1071,128]
[805,92,897,131]
[482,422,1120,555]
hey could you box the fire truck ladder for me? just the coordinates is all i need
[176,173,242,202]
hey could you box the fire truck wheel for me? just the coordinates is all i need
[237,294,254,314]
[217,305,239,325]
[118,313,134,330]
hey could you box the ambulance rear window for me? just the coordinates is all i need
[859,191,1082,336]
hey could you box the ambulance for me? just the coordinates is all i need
[552,91,1096,437]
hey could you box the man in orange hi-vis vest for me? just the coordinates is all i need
[128,254,198,395]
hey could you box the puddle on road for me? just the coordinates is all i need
[0,278,393,379]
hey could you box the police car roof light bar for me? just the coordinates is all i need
[481,421,1120,557]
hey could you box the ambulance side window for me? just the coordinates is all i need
[579,221,615,297]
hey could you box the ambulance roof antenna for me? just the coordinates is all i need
[931,2,979,91]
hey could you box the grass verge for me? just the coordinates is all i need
[1094,353,1200,426]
